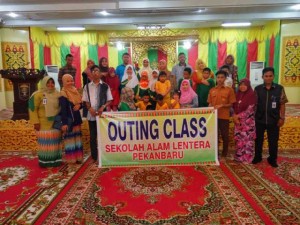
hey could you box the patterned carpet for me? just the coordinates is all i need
[0,153,86,225]
[36,155,300,225]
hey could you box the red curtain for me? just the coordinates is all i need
[43,46,52,65]
[30,39,34,68]
[70,44,81,88]
[247,40,258,77]
[269,35,275,67]
[217,41,227,69]
[158,49,167,64]
[188,43,198,70]
[98,44,108,64]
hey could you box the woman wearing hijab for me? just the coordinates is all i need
[82,59,95,117]
[99,57,109,82]
[121,65,139,91]
[233,78,256,163]
[138,58,152,79]
[29,76,62,167]
[179,79,198,108]
[118,87,136,111]
[60,74,83,164]
[191,59,214,91]
[224,54,239,89]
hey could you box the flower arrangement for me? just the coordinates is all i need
[0,67,46,80]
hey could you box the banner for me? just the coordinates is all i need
[97,108,218,167]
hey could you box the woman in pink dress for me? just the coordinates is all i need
[233,78,256,163]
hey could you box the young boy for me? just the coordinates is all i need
[135,94,152,111]
[170,90,181,109]
[178,67,193,89]
[196,67,215,107]
[208,70,236,157]
[155,94,169,110]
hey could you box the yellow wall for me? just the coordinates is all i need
[0,28,31,109]
[280,22,300,104]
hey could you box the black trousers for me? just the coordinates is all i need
[88,120,98,161]
[255,122,279,162]
[218,119,229,156]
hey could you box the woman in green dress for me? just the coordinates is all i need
[118,87,136,111]
[28,76,62,167]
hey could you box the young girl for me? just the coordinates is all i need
[155,71,171,106]
[121,65,139,91]
[180,79,198,108]
[106,67,120,111]
[99,57,109,82]
[170,90,181,109]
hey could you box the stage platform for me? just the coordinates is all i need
[0,105,299,153]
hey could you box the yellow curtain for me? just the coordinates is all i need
[198,42,209,66]
[108,46,118,68]
[257,41,266,62]
[226,40,237,63]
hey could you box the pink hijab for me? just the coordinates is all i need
[180,79,198,104]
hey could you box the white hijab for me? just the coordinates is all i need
[122,65,139,89]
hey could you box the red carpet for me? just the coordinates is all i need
[0,153,84,224]
[41,161,266,224]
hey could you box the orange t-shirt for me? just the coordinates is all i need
[208,85,236,119]
[170,99,180,109]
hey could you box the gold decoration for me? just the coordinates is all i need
[0,120,91,153]
[132,42,177,70]
[108,28,199,42]
[280,36,300,87]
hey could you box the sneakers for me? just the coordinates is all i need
[267,157,278,168]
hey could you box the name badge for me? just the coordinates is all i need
[272,102,276,108]
[43,98,47,105]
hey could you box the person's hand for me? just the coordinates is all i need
[34,123,40,131]
[89,108,97,117]
[277,118,285,127]
[214,104,223,109]
[73,104,81,111]
[97,105,105,116]
[61,125,68,134]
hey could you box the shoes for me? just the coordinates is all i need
[252,158,262,164]
[267,157,278,168]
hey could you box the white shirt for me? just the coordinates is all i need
[82,80,113,121]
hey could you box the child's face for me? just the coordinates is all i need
[127,67,133,75]
[157,100,163,105]
[216,74,226,86]
[143,96,150,103]
[183,71,190,79]
[173,94,179,101]
[202,71,210,79]
[110,72,115,77]
[239,82,248,92]
[152,72,158,79]
[159,75,166,83]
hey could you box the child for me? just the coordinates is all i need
[170,90,181,109]
[208,70,236,157]
[155,71,171,106]
[106,67,120,111]
[178,67,193,89]
[220,65,233,89]
[135,94,152,111]
[155,94,169,110]
[196,67,215,107]
[180,79,198,108]
[121,65,139,90]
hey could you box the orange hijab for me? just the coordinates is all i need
[60,74,82,105]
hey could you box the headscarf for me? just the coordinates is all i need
[106,67,120,90]
[60,74,82,105]
[233,78,256,114]
[99,57,109,73]
[149,69,159,91]
[119,87,136,110]
[29,76,60,117]
[139,70,150,89]
[193,59,214,83]
[180,79,198,105]
[224,55,237,76]
[83,59,94,81]
[139,58,153,79]
[122,65,139,89]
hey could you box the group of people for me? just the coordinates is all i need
[29,52,288,168]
